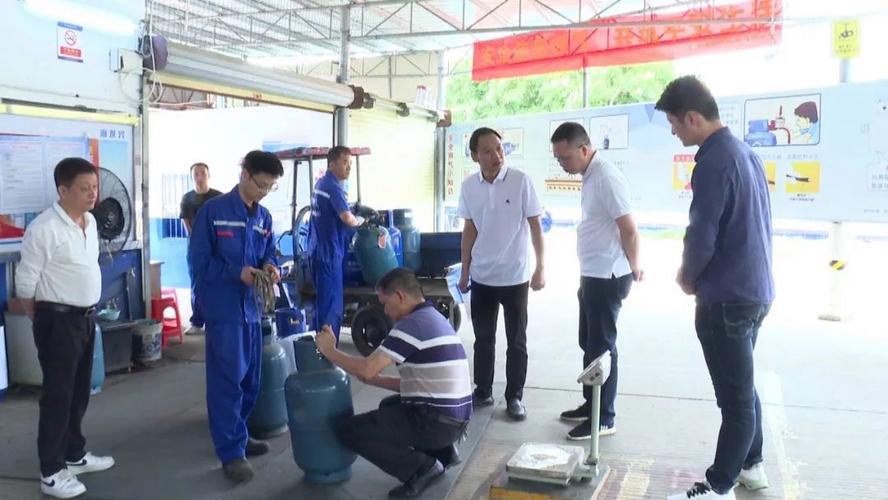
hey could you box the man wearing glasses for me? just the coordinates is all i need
[550,122,643,441]
[308,145,365,340]
[188,150,284,482]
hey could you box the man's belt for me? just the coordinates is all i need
[35,301,97,317]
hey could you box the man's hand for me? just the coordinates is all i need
[458,273,470,294]
[316,325,336,356]
[530,267,545,291]
[632,266,645,282]
[263,263,281,283]
[21,298,35,320]
[240,266,259,286]
[676,267,695,295]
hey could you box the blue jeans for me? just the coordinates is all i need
[695,302,770,493]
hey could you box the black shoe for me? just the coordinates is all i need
[429,444,461,469]
[472,388,494,408]
[388,460,445,498]
[222,458,255,483]
[506,398,526,421]
[246,437,270,456]
[567,420,616,440]
[560,402,590,422]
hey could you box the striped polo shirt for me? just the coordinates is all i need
[379,302,473,422]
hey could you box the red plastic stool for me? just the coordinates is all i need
[151,288,183,347]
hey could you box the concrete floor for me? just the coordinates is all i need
[2,227,887,499]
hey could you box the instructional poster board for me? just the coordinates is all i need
[445,80,888,223]
[0,113,134,249]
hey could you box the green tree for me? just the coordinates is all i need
[446,61,675,123]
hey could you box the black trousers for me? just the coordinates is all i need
[469,281,529,400]
[32,305,96,477]
[337,395,467,483]
[578,274,632,427]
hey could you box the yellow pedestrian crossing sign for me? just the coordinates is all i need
[833,19,860,59]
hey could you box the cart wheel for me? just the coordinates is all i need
[351,304,393,357]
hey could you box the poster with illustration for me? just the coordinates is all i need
[446,80,888,223]
[743,94,822,146]
[588,114,630,150]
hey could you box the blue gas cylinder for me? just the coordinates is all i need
[292,336,334,372]
[285,363,356,483]
[90,324,105,395]
[342,243,364,287]
[393,209,421,272]
[353,225,399,287]
[247,317,291,438]
[745,120,777,147]
[379,210,404,267]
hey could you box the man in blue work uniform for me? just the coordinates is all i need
[308,145,364,339]
[188,150,284,482]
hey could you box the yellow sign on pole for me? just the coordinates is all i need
[833,19,860,59]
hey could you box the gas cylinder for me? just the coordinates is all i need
[393,208,421,272]
[379,210,404,267]
[352,224,398,287]
[247,317,290,438]
[285,337,356,483]
[275,307,308,337]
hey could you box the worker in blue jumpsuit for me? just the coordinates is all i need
[308,145,364,339]
[188,150,284,483]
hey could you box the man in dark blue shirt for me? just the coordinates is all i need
[308,146,364,339]
[657,76,775,500]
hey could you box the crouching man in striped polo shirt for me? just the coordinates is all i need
[315,267,473,498]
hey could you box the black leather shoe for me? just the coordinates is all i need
[245,437,270,456]
[506,398,527,421]
[388,460,445,498]
[429,444,461,469]
[222,458,255,483]
[472,388,494,408]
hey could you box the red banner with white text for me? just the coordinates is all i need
[472,0,782,81]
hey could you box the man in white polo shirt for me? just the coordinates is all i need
[550,122,643,441]
[457,127,545,421]
[15,158,115,499]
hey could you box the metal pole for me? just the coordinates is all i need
[336,5,351,146]
[819,57,851,321]
[435,50,447,232]
[139,75,152,319]
[587,385,601,471]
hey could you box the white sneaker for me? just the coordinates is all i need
[185,325,205,336]
[40,469,86,499]
[667,481,735,499]
[738,463,770,490]
[66,452,115,474]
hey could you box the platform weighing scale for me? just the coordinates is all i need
[491,352,612,499]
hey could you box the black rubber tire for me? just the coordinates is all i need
[351,304,393,357]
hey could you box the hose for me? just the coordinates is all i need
[252,269,277,316]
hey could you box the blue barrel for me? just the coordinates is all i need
[393,209,421,272]
[90,324,105,395]
[379,210,404,267]
[276,308,308,337]
[247,318,290,438]
[285,367,356,483]
[353,225,398,287]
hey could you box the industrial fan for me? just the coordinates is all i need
[91,167,133,255]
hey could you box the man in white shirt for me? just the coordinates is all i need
[550,122,643,441]
[15,158,115,499]
[457,127,545,421]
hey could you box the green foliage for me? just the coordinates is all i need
[446,61,676,123]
